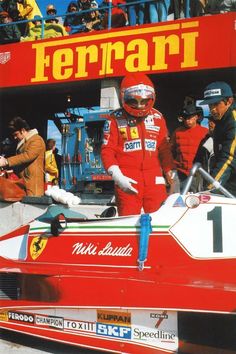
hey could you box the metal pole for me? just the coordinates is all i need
[108,0,112,30]
[185,0,190,18]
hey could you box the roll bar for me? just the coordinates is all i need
[181,163,235,199]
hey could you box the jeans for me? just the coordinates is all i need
[126,0,146,25]
[149,0,170,23]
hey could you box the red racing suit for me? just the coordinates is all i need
[101,108,175,215]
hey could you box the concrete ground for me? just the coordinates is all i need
[0,329,105,354]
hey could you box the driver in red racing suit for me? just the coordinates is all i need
[101,73,176,216]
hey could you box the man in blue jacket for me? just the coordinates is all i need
[200,81,236,197]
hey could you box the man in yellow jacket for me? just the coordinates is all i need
[45,138,59,186]
[17,0,42,29]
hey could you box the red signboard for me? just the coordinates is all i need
[0,13,235,88]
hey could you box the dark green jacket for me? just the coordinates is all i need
[211,105,236,196]
[0,23,21,44]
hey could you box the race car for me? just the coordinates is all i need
[0,164,236,354]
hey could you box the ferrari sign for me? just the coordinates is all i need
[0,13,235,88]
[31,21,198,83]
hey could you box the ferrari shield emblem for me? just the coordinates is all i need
[119,127,128,140]
[0,52,10,64]
[130,127,139,139]
[30,236,48,260]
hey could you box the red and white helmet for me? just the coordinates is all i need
[120,73,155,118]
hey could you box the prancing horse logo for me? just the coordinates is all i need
[30,236,48,260]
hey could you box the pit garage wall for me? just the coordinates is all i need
[0,12,235,138]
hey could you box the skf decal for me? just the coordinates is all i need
[124,139,142,152]
[119,127,128,140]
[97,310,131,325]
[130,127,139,139]
[30,236,48,260]
[96,323,132,339]
[35,315,64,329]
[8,311,34,323]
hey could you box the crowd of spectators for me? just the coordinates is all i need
[0,0,235,44]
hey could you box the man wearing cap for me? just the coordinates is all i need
[200,81,236,196]
[171,104,208,192]
[44,4,68,37]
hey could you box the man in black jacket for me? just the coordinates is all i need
[200,81,236,197]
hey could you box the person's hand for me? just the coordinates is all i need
[85,22,92,31]
[0,156,8,168]
[165,170,180,194]
[165,170,177,185]
[108,165,138,194]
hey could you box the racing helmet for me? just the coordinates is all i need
[120,73,155,118]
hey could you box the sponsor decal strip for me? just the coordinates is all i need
[0,320,178,352]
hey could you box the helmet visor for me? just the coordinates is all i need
[123,84,154,103]
[125,97,151,109]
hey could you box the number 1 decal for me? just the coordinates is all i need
[207,207,223,252]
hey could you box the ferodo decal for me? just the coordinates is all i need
[8,311,34,324]
[30,236,48,260]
